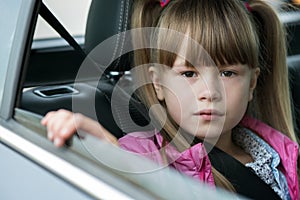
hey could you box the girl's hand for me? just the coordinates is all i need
[41,109,118,147]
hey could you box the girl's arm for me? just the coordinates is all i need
[41,109,118,147]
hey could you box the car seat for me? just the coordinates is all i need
[289,55,300,135]
[21,0,151,139]
[83,0,151,136]
[284,11,300,137]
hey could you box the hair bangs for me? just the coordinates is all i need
[156,0,259,68]
[191,0,259,68]
[154,0,196,67]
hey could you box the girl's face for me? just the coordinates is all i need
[150,54,259,142]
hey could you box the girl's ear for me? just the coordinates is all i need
[149,66,165,101]
[249,67,260,101]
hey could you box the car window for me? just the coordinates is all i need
[33,0,91,40]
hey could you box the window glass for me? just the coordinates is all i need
[33,0,91,40]
[0,1,22,106]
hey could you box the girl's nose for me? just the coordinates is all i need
[197,73,222,102]
[198,89,221,102]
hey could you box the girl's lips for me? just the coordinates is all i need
[194,109,224,120]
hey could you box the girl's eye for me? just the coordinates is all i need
[181,71,197,77]
[220,71,235,77]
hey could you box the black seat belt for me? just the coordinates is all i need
[39,2,86,58]
[207,145,281,200]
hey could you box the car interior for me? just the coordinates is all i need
[5,1,299,199]
[18,0,300,146]
[19,0,152,141]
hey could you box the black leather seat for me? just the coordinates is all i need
[84,0,133,73]
[288,55,300,134]
[83,0,151,136]
[284,11,300,136]
[21,0,151,139]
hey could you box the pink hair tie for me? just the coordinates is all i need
[244,2,252,12]
[160,0,171,8]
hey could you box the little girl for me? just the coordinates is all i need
[41,0,299,199]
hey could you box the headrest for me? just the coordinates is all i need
[84,0,133,71]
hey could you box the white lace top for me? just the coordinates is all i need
[232,126,291,200]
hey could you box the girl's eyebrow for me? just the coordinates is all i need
[173,60,194,69]
[172,64,195,70]
[218,64,245,69]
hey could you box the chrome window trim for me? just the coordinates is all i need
[0,124,133,200]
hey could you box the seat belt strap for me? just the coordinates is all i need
[39,2,86,57]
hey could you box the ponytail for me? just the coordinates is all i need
[131,0,161,29]
[249,0,297,142]
[131,0,162,66]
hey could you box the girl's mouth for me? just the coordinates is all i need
[195,109,224,121]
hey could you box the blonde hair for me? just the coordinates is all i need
[131,0,297,191]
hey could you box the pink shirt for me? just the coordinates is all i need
[119,116,299,199]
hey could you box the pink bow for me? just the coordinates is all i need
[244,2,252,12]
[160,0,170,7]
